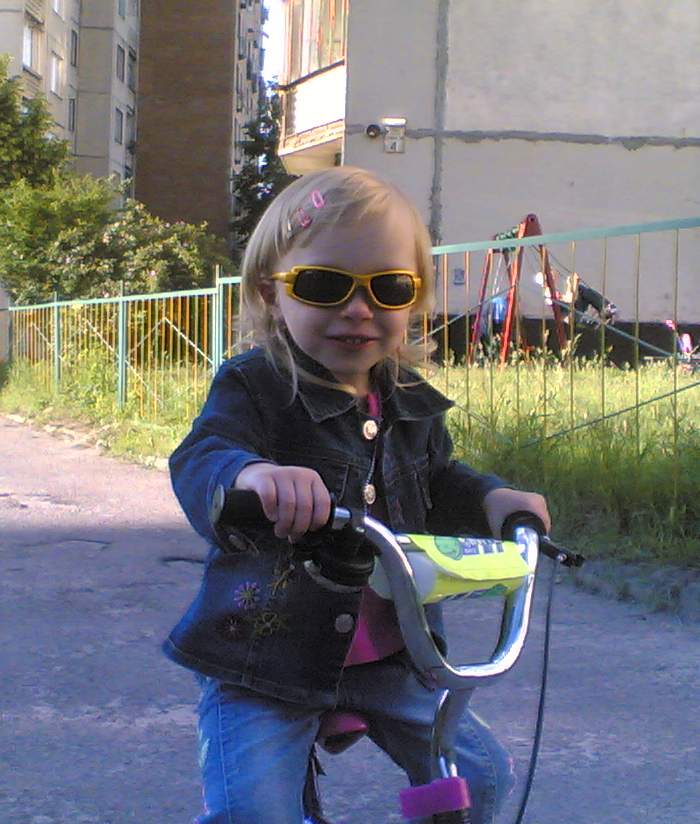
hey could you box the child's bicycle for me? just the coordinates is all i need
[210,488,584,824]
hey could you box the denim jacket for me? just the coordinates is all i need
[163,346,505,706]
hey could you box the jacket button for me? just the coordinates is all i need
[362,483,377,505]
[362,419,379,440]
[334,613,355,634]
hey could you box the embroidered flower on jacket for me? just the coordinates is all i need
[233,581,261,610]
[219,614,246,639]
[270,557,296,596]
[253,610,285,638]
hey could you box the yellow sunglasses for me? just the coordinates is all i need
[272,265,421,310]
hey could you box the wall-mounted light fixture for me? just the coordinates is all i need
[381,117,406,153]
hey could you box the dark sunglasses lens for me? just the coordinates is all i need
[292,269,353,304]
[370,273,416,307]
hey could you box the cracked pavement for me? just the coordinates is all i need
[1,415,699,823]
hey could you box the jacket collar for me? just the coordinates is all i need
[283,338,453,424]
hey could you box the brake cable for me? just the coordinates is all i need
[512,535,582,824]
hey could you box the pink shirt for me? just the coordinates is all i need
[344,391,404,666]
[344,586,405,665]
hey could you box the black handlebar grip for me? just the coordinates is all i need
[500,510,585,568]
[209,486,268,529]
[209,486,340,532]
[500,511,547,541]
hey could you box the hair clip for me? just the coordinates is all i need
[286,190,326,239]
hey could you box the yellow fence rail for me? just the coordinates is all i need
[5,276,244,423]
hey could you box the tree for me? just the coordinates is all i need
[0,56,227,304]
[230,86,297,261]
[0,176,229,304]
[0,175,114,302]
[0,55,68,187]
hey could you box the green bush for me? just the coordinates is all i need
[0,177,230,304]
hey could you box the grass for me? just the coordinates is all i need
[0,357,190,463]
[434,359,700,567]
[2,354,699,568]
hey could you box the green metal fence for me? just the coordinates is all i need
[4,215,700,562]
[5,273,244,423]
[4,216,700,447]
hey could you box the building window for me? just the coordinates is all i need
[234,120,243,165]
[68,97,76,132]
[288,0,346,82]
[50,53,63,96]
[118,0,127,19]
[116,44,125,81]
[70,30,78,66]
[114,107,124,143]
[127,49,137,92]
[23,23,40,73]
[123,167,134,198]
[235,66,242,112]
[238,12,245,59]
[126,107,136,151]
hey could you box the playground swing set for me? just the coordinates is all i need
[467,213,621,365]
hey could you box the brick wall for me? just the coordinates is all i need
[135,0,237,241]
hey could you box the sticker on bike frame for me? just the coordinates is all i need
[369,534,531,604]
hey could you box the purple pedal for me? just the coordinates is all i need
[399,776,471,819]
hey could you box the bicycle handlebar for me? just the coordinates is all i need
[501,510,585,568]
[209,486,582,691]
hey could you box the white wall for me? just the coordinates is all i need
[344,0,438,227]
[342,0,700,322]
[0,5,24,78]
[445,0,700,138]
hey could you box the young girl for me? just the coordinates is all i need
[165,166,550,824]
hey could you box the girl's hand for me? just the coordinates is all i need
[482,487,551,538]
[234,463,332,542]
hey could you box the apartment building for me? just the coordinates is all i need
[136,0,264,240]
[75,0,139,183]
[1,0,79,148]
[0,0,138,361]
[277,0,345,173]
[0,0,263,237]
[0,0,263,360]
[0,0,138,180]
[277,0,700,323]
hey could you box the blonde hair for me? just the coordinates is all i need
[240,166,436,392]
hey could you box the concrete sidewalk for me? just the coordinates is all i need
[571,557,700,623]
[1,415,699,824]
[8,410,700,624]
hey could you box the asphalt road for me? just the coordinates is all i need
[1,416,698,824]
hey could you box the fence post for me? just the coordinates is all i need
[52,291,61,391]
[211,264,223,374]
[116,281,127,408]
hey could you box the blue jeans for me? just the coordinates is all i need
[193,653,514,824]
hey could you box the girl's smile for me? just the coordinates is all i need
[326,335,379,347]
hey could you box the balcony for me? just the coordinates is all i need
[278,62,346,174]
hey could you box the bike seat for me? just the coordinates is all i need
[316,711,369,755]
